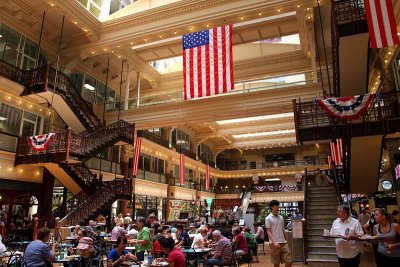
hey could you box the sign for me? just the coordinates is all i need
[292,221,303,238]
[381,180,393,190]
[213,199,242,209]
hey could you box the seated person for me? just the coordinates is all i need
[108,236,137,267]
[232,227,249,256]
[128,223,138,239]
[68,229,87,255]
[0,233,6,253]
[85,220,98,238]
[192,226,208,248]
[176,224,190,248]
[111,222,127,241]
[253,223,265,244]
[243,226,258,255]
[22,227,55,266]
[188,224,197,235]
[205,230,232,267]
[159,237,186,267]
[71,225,81,238]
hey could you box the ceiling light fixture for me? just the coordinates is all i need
[233,129,295,139]
[84,84,95,91]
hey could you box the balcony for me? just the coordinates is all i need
[136,169,166,184]
[139,130,169,149]
[251,184,303,193]
[217,159,328,171]
[168,176,196,190]
[293,92,400,142]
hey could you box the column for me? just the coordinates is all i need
[165,156,174,220]
[119,144,133,215]
[136,71,141,108]
[38,169,55,223]
[124,64,130,110]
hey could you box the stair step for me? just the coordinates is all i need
[308,246,337,253]
[307,193,338,198]
[307,205,337,210]
[307,219,335,225]
[307,209,337,215]
[307,240,337,246]
[307,214,337,219]
[308,186,336,191]
[307,201,338,205]
[307,252,338,260]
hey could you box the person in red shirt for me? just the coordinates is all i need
[160,237,186,267]
[232,227,249,256]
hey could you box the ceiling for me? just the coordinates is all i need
[0,0,326,154]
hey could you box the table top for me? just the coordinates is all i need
[182,248,212,254]
[53,255,80,263]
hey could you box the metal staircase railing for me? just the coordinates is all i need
[59,178,132,227]
[20,66,101,130]
[60,163,101,195]
[38,191,89,228]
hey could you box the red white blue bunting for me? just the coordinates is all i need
[317,94,374,119]
[28,133,55,152]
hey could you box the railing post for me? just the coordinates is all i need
[14,136,21,166]
[65,127,71,162]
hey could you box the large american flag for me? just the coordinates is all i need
[365,0,399,48]
[183,25,234,100]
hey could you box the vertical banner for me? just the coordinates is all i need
[132,135,142,177]
[179,149,185,185]
[205,163,210,190]
[330,138,343,166]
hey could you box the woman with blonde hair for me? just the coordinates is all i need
[192,226,208,248]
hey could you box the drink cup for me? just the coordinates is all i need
[147,255,153,266]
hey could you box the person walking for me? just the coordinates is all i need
[373,208,400,266]
[331,205,363,267]
[265,200,292,267]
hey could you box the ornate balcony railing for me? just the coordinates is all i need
[293,92,400,142]
[218,159,328,171]
[15,120,134,165]
[0,60,22,82]
[251,184,304,193]
[20,66,101,130]
[59,178,132,227]
[139,130,169,148]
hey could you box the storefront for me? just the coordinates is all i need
[131,178,168,221]
[168,186,196,222]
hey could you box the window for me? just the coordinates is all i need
[139,153,165,174]
[147,128,163,137]
[0,103,22,136]
[172,129,192,151]
[198,143,212,162]
[110,0,135,15]
[0,23,45,69]
[77,0,102,17]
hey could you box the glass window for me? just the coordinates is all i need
[82,75,96,103]
[0,103,22,136]
[96,82,106,104]
[0,23,21,66]
[69,73,84,94]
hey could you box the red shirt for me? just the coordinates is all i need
[168,247,186,267]
[235,233,249,252]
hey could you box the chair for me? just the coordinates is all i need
[256,237,266,255]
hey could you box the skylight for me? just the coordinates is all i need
[216,113,294,125]
[233,129,295,139]
[149,56,182,74]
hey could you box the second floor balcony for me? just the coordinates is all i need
[217,159,328,171]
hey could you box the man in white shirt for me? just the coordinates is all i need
[265,200,292,267]
[331,205,363,267]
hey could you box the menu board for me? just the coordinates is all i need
[292,221,303,238]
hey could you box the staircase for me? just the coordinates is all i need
[20,66,101,132]
[305,171,340,266]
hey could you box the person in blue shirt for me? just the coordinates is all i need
[108,236,136,267]
[176,224,190,248]
[22,227,55,267]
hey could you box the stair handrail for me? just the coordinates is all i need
[60,163,100,195]
[303,167,309,261]
[38,191,89,228]
[331,167,344,205]
[59,178,132,227]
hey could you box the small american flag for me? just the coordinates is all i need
[179,150,185,185]
[132,135,142,177]
[330,139,343,166]
[365,0,399,48]
[183,25,234,100]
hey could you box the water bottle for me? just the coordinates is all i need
[144,250,149,264]
[147,255,153,266]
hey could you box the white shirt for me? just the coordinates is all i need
[265,213,286,244]
[331,217,363,258]
[191,233,205,248]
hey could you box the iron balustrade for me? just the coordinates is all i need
[293,92,400,141]
[59,178,132,227]
[251,184,304,193]
[0,60,22,82]
[20,66,101,130]
[139,130,169,148]
[169,177,196,190]
[136,169,166,184]
[38,191,89,228]
[60,163,101,194]
[218,159,328,171]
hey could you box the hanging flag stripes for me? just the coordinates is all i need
[132,136,142,177]
[330,139,343,166]
[179,150,185,185]
[205,163,210,190]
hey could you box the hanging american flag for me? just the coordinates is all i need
[28,133,55,152]
[365,0,399,48]
[205,163,210,191]
[317,94,374,119]
[330,139,343,166]
[179,150,185,185]
[132,135,142,177]
[183,25,234,100]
